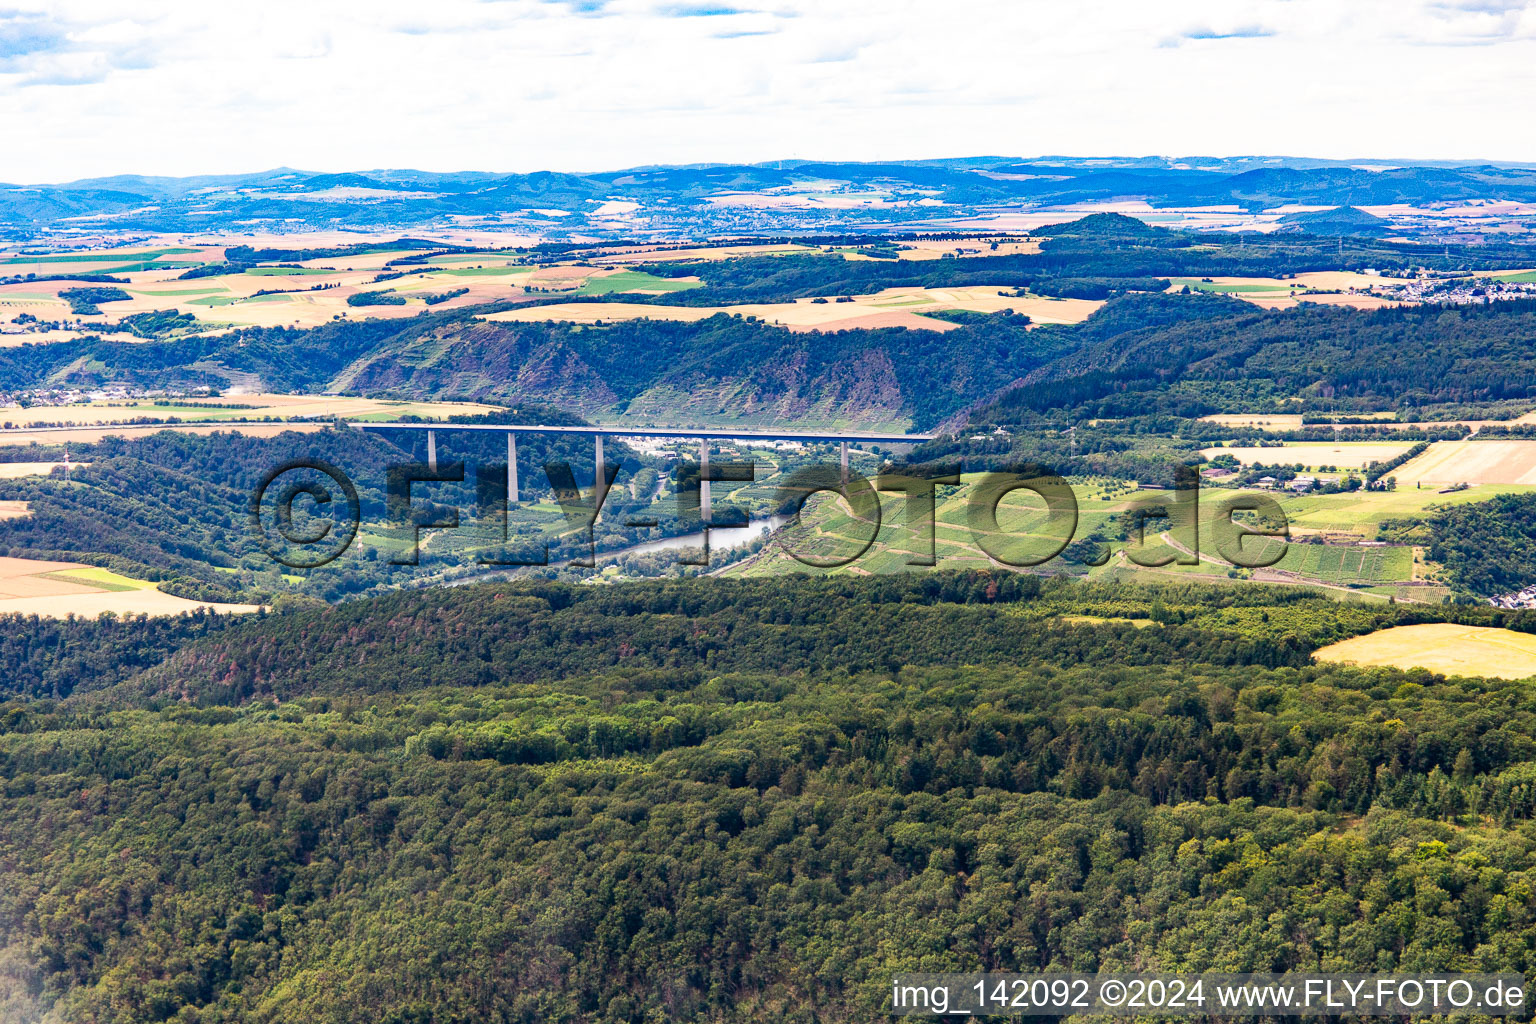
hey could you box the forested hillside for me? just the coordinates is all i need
[0,420,691,604]
[1427,493,1536,598]
[5,575,1536,1021]
[336,309,1065,429]
[967,293,1536,424]
[0,303,1059,430]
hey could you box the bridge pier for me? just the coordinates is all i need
[700,440,711,524]
[594,433,607,513]
[427,429,438,472]
[840,441,849,485]
[506,431,518,505]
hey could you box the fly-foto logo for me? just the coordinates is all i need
[249,458,1290,571]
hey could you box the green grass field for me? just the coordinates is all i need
[0,248,199,265]
[1170,278,1296,293]
[424,254,524,266]
[573,271,701,295]
[431,266,535,278]
[1275,483,1536,534]
[40,566,156,592]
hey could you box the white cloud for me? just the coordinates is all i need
[1,0,1534,181]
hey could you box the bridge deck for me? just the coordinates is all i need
[348,422,935,444]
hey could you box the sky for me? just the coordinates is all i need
[2,0,1535,183]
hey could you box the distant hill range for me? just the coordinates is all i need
[1276,206,1393,238]
[6,157,1536,242]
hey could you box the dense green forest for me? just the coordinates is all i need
[1427,493,1536,598]
[5,575,1536,1021]
[960,293,1536,428]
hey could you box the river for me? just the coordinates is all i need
[611,515,790,559]
[443,515,791,587]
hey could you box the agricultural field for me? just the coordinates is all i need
[569,270,701,295]
[0,461,79,478]
[0,394,505,429]
[0,227,1494,348]
[0,242,548,334]
[587,243,816,265]
[1205,442,1417,470]
[1201,411,1536,434]
[0,422,329,445]
[1168,270,1416,310]
[1315,623,1536,679]
[0,555,260,618]
[1200,413,1306,430]
[484,286,1102,333]
[1391,439,1536,485]
[0,232,1096,339]
[1247,539,1414,584]
[1274,481,1536,533]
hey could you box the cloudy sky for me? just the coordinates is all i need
[2,0,1535,182]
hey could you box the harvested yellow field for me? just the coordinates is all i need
[1291,270,1418,290]
[1206,443,1416,470]
[0,236,1070,335]
[0,556,262,618]
[295,250,428,271]
[1245,293,1404,311]
[0,556,101,598]
[526,266,597,288]
[0,500,29,520]
[0,328,86,347]
[0,422,327,446]
[1169,271,1415,311]
[1202,411,1536,434]
[1201,414,1305,430]
[1392,440,1536,485]
[891,238,1041,259]
[202,393,507,418]
[0,256,501,331]
[486,301,717,325]
[586,237,1040,266]
[114,279,424,330]
[1315,623,1536,680]
[487,301,958,333]
[591,244,815,265]
[483,287,1102,333]
[0,462,77,478]
[0,395,502,428]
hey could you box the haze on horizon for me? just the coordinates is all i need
[2,0,1535,183]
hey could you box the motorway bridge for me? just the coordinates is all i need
[348,421,937,520]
